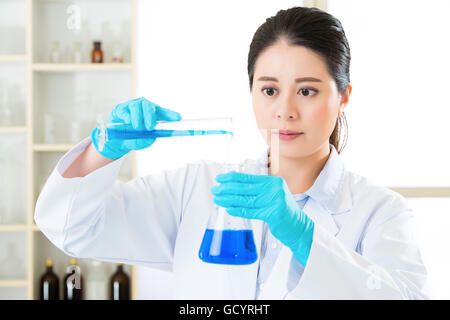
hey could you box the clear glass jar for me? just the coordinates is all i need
[73,41,83,64]
[49,40,61,63]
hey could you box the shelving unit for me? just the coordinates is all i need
[32,63,133,71]
[0,0,137,300]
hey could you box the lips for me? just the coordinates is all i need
[275,129,304,141]
[278,129,303,135]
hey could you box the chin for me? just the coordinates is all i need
[273,142,311,159]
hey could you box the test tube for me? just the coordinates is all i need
[95,115,234,152]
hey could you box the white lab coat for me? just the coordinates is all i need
[34,137,428,299]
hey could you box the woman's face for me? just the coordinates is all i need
[251,40,351,159]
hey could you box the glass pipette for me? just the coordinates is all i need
[95,115,234,152]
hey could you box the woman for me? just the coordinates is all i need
[34,6,428,299]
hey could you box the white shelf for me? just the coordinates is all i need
[0,280,28,288]
[0,127,27,133]
[32,63,133,72]
[33,144,74,152]
[0,225,28,232]
[0,55,27,62]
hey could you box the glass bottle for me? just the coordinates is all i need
[64,258,84,300]
[73,41,83,64]
[110,263,130,300]
[49,40,61,63]
[112,42,123,63]
[198,162,258,265]
[86,260,107,300]
[91,41,103,63]
[39,258,59,300]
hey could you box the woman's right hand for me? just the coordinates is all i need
[91,97,182,159]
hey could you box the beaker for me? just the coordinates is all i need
[199,162,258,265]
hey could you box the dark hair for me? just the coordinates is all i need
[247,6,350,153]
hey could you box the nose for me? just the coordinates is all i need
[275,102,299,121]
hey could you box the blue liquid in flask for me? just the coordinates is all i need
[198,229,258,265]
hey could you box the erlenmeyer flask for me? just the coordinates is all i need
[199,162,258,265]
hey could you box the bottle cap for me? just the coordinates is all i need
[116,262,124,267]
[45,258,54,267]
[69,258,77,265]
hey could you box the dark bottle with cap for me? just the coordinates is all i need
[91,41,103,63]
[110,263,130,300]
[63,258,84,300]
[39,258,59,300]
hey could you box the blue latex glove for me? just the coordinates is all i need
[211,171,315,267]
[91,97,182,159]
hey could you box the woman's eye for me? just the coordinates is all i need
[262,87,318,97]
[298,88,318,97]
[262,87,277,97]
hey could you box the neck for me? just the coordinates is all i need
[269,142,331,194]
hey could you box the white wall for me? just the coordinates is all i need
[328,0,450,299]
[328,0,450,187]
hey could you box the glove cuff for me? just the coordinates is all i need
[90,128,126,160]
[292,218,315,267]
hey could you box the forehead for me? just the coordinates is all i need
[254,42,329,80]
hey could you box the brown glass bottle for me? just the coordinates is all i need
[63,258,84,300]
[91,41,103,63]
[110,263,130,300]
[39,258,59,300]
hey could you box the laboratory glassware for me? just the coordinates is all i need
[110,263,130,300]
[198,162,258,265]
[39,258,60,300]
[73,41,83,64]
[92,41,103,63]
[112,42,124,63]
[64,258,83,300]
[50,40,61,63]
[94,115,234,153]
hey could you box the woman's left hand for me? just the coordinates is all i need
[211,171,315,267]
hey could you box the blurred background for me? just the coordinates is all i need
[0,0,449,299]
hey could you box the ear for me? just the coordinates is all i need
[338,83,352,117]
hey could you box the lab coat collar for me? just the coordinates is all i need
[303,144,352,215]
[255,143,352,215]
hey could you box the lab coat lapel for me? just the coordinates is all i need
[303,198,339,237]
[256,198,340,299]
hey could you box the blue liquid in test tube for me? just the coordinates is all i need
[107,128,233,140]
[95,116,234,152]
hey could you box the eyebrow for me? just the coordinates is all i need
[257,76,322,83]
